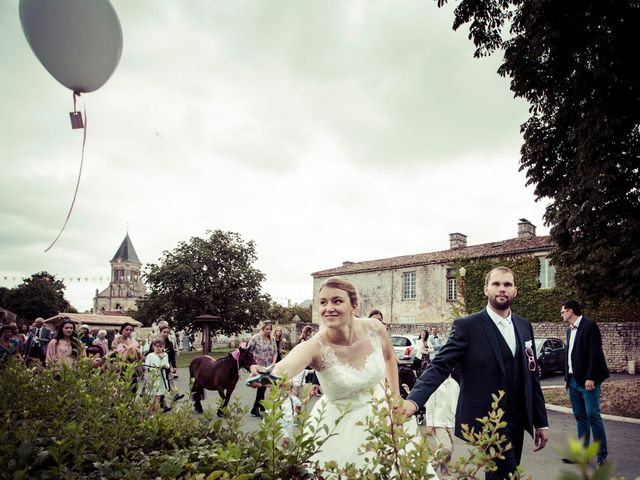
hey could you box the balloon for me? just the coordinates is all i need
[19,0,123,93]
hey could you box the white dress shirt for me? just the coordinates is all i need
[486,304,516,355]
[567,316,582,374]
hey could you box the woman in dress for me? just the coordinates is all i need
[46,319,83,368]
[246,321,278,417]
[111,322,142,392]
[414,329,434,375]
[291,325,314,398]
[112,322,140,357]
[249,277,436,474]
[0,325,22,364]
[274,326,285,362]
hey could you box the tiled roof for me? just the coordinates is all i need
[312,235,554,277]
[44,313,142,328]
[111,233,141,264]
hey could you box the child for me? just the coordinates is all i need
[145,338,171,412]
[277,384,303,448]
[421,374,460,479]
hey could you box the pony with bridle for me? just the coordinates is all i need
[189,346,255,415]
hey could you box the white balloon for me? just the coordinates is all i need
[19,0,123,93]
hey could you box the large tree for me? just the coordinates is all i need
[134,230,271,334]
[4,272,76,321]
[439,0,640,299]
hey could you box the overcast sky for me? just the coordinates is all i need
[0,0,550,311]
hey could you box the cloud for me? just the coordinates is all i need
[0,0,547,310]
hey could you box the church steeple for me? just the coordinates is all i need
[111,233,141,264]
[93,233,146,314]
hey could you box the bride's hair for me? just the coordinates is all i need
[319,276,358,307]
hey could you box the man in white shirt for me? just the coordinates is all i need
[561,300,609,465]
[401,266,549,480]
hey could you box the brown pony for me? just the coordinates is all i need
[189,346,254,415]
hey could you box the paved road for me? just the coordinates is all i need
[173,366,640,479]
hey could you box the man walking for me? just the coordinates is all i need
[561,300,609,465]
[400,266,549,479]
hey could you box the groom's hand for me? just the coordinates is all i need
[396,399,418,417]
[533,428,549,452]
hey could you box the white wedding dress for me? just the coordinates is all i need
[307,322,437,477]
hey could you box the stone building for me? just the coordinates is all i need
[93,233,147,313]
[311,219,555,325]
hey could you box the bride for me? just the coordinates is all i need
[249,276,436,476]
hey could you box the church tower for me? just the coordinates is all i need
[93,233,147,313]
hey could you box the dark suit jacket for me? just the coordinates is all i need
[25,325,52,356]
[565,317,609,386]
[407,309,548,439]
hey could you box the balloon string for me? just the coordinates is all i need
[44,92,87,252]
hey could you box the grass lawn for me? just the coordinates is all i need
[176,348,234,369]
[544,377,640,419]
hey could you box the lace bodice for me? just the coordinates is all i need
[315,322,385,402]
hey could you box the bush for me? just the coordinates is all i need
[0,359,624,479]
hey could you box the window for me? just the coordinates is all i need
[446,268,457,301]
[538,257,556,289]
[402,272,416,300]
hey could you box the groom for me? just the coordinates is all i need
[400,266,549,479]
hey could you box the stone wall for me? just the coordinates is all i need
[288,321,640,374]
[278,321,640,373]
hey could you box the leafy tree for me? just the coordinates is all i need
[267,302,312,324]
[438,0,640,299]
[0,287,9,308]
[134,230,271,334]
[3,272,76,321]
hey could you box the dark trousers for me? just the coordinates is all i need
[485,421,525,480]
[252,386,266,413]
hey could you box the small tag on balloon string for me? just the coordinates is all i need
[69,91,84,129]
[69,111,84,129]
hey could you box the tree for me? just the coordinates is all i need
[4,272,76,321]
[134,230,271,334]
[438,0,640,299]
[0,287,9,308]
[267,302,312,324]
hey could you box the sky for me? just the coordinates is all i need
[0,0,550,312]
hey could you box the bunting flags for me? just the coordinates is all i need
[1,275,109,283]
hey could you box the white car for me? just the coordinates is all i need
[391,334,418,366]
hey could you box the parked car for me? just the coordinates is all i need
[534,337,566,378]
[391,334,418,366]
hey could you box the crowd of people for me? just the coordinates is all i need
[0,315,186,412]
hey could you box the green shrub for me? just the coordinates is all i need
[455,258,640,323]
[0,360,624,479]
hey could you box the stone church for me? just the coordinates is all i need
[93,233,147,313]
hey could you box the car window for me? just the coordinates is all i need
[391,336,410,347]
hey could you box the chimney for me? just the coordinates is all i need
[449,233,467,250]
[342,261,354,266]
[518,218,536,239]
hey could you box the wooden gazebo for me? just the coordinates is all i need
[193,313,220,355]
